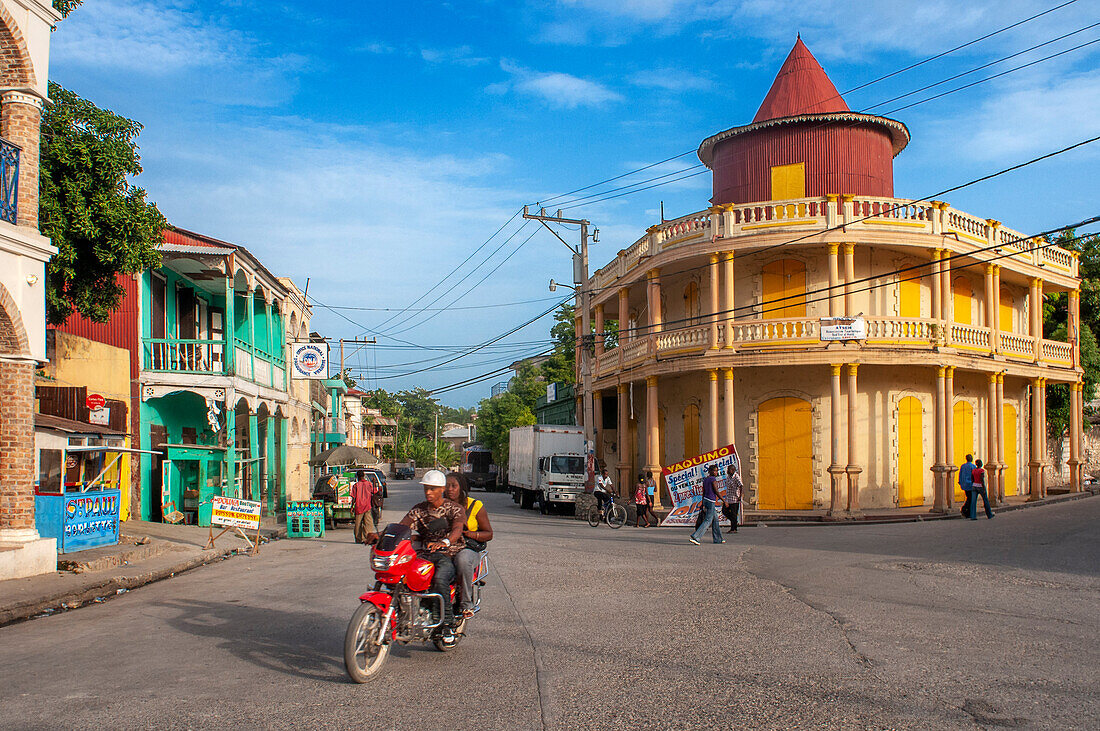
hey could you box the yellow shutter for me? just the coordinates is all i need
[900,278,921,318]
[770,163,806,200]
[953,277,972,325]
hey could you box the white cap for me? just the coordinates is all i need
[420,469,447,488]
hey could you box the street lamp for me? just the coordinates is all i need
[549,279,577,293]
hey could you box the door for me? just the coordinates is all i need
[761,259,807,319]
[683,404,701,461]
[1003,404,1017,496]
[149,424,168,519]
[770,162,805,200]
[900,277,922,319]
[756,397,813,510]
[897,396,924,507]
[953,277,972,325]
[953,401,974,502]
[1000,287,1014,332]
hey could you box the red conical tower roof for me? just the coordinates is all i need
[753,37,848,123]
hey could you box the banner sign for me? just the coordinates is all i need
[290,342,328,379]
[63,490,121,552]
[659,444,741,527]
[820,316,866,341]
[211,496,262,530]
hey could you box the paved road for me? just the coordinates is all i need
[2,481,1097,730]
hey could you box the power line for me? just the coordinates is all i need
[317,295,565,312]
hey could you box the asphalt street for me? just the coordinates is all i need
[1,480,1097,730]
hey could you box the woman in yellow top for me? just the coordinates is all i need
[445,472,493,618]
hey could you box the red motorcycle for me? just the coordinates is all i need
[344,522,487,682]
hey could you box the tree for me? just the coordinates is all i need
[475,391,535,467]
[541,303,576,386]
[40,82,166,325]
[440,405,475,425]
[53,1,81,17]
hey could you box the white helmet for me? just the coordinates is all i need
[420,469,447,488]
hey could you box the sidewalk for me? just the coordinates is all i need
[0,517,287,627]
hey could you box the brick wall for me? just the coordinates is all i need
[0,359,35,532]
[1,95,40,229]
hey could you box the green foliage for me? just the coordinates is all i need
[339,368,357,390]
[402,436,457,468]
[53,0,82,17]
[1044,324,1099,438]
[441,405,475,424]
[475,392,535,467]
[542,302,578,387]
[364,387,454,462]
[41,83,166,325]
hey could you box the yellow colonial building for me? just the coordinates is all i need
[583,39,1085,514]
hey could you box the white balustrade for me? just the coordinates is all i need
[656,324,710,352]
[950,324,992,350]
[863,317,937,343]
[728,318,818,345]
[1042,339,1073,364]
[621,337,651,363]
[1000,332,1033,357]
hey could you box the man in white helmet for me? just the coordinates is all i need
[399,469,465,627]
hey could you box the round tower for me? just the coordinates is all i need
[698,38,910,206]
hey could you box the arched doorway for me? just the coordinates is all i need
[953,401,974,502]
[897,396,924,507]
[761,259,806,319]
[1003,404,1018,496]
[756,397,813,510]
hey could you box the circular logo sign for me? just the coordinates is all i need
[86,393,106,410]
[293,344,326,378]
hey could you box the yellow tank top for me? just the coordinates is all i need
[465,497,483,531]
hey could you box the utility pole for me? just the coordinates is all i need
[338,337,377,381]
[523,205,595,450]
[434,411,439,468]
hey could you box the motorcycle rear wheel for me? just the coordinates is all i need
[344,603,391,683]
[433,617,466,652]
[607,504,627,529]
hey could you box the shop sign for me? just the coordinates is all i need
[89,407,110,426]
[820,316,866,341]
[63,492,120,551]
[290,343,328,379]
[546,383,557,403]
[211,496,262,530]
[86,393,107,410]
[660,444,741,527]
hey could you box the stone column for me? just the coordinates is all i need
[247,287,257,381]
[827,244,840,317]
[722,367,735,449]
[1039,378,1048,497]
[618,288,629,344]
[709,254,721,349]
[827,364,845,517]
[645,375,662,507]
[992,266,1002,353]
[1028,377,1042,501]
[0,359,40,543]
[996,373,1005,503]
[594,304,605,357]
[932,366,948,512]
[707,369,719,451]
[846,364,862,514]
[942,248,954,333]
[1,92,43,229]
[1068,381,1082,492]
[843,243,856,316]
[945,366,957,509]
[592,389,603,464]
[723,252,736,350]
[1069,289,1081,369]
[616,383,631,496]
[646,268,662,334]
[1030,278,1042,362]
[984,264,996,354]
[986,373,999,503]
[931,249,943,322]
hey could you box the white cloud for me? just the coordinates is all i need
[493,60,623,108]
[420,46,490,67]
[628,67,713,91]
[360,41,395,55]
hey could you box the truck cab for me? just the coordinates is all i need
[538,454,586,510]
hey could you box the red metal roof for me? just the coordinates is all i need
[753,37,849,123]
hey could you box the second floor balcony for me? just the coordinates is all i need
[142,335,286,389]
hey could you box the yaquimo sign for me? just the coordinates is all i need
[205,495,263,555]
[819,316,866,342]
[290,342,328,379]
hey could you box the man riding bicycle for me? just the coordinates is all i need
[594,468,613,517]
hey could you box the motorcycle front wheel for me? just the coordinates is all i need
[344,603,391,683]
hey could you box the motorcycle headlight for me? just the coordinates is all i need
[371,554,395,571]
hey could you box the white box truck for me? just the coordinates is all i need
[508,424,586,513]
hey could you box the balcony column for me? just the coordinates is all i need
[709,254,721,349]
[940,367,955,509]
[846,364,862,514]
[266,414,277,515]
[1,92,43,228]
[707,369,719,450]
[722,367,735,449]
[931,248,943,322]
[827,364,845,518]
[843,243,856,316]
[984,264,996,354]
[616,383,631,497]
[996,373,1006,503]
[1030,278,1043,362]
[986,373,999,507]
[224,277,235,373]
[1028,377,1042,501]
[618,288,629,344]
[932,366,948,513]
[592,389,603,465]
[594,304,605,358]
[225,393,236,497]
[722,252,736,350]
[249,409,260,502]
[264,294,274,387]
[942,246,954,336]
[827,244,840,317]
[646,268,662,334]
[1069,288,1081,369]
[1068,381,1082,492]
[993,266,1002,353]
[246,286,256,381]
[645,375,662,508]
[1039,378,1048,496]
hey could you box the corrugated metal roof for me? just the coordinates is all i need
[159,242,235,255]
[753,37,848,123]
[35,413,126,436]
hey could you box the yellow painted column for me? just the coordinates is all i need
[707,369,719,450]
[843,243,856,316]
[984,264,996,354]
[1030,278,1042,362]
[933,366,947,512]
[1028,377,1042,501]
[1070,289,1081,369]
[945,366,956,510]
[846,364,862,514]
[709,254,721,349]
[942,247,954,337]
[827,244,840,318]
[646,268,662,334]
[594,304,605,358]
[1068,381,1082,492]
[995,373,1006,504]
[1039,378,1048,497]
[645,375,662,507]
[723,252,736,350]
[827,364,845,517]
[931,249,943,322]
[616,383,631,496]
[722,367,735,448]
[992,266,1002,353]
[618,287,630,344]
[986,373,999,502]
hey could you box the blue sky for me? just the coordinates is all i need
[50,0,1100,405]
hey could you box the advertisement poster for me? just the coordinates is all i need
[659,444,741,527]
[211,495,262,530]
[63,490,121,551]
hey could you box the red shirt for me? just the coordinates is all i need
[971,468,985,488]
[352,479,374,514]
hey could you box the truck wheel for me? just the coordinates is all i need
[539,498,549,515]
[511,488,520,503]
[520,490,534,510]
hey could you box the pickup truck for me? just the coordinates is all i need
[395,466,416,480]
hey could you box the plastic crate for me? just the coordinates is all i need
[287,501,325,538]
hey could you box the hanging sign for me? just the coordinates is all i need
[86,393,107,410]
[660,444,741,527]
[820,316,866,341]
[290,342,328,379]
[89,407,111,426]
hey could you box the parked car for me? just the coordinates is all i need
[364,467,388,498]
[395,465,415,480]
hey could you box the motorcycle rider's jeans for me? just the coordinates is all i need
[454,547,480,612]
[421,550,456,623]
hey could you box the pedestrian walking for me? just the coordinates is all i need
[634,474,651,527]
[689,465,726,545]
[645,470,658,516]
[351,470,378,544]
[721,463,743,533]
[958,454,975,519]
[967,459,994,520]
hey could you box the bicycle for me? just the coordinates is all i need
[586,497,627,529]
